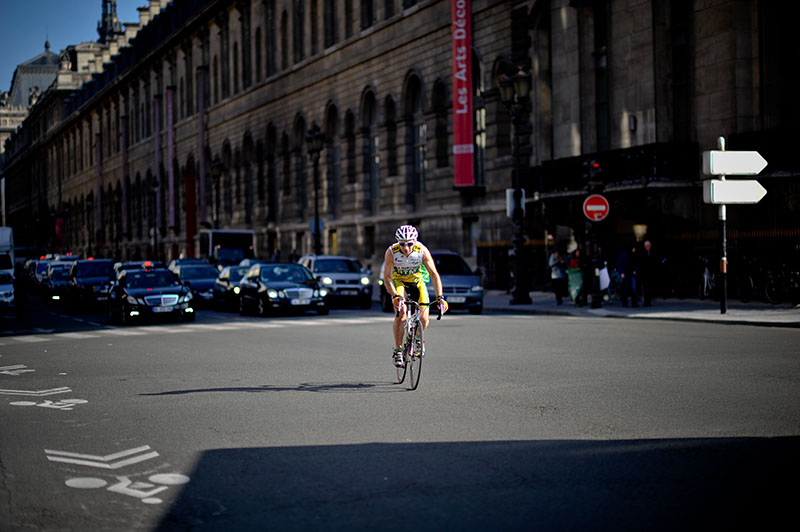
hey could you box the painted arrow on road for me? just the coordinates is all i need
[45,445,160,469]
[0,387,71,396]
[0,365,36,376]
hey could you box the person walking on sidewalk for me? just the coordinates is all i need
[639,239,657,306]
[548,249,568,305]
[617,245,638,307]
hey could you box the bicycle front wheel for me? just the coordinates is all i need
[408,325,423,390]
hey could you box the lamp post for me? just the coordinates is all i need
[210,156,223,229]
[85,197,94,257]
[306,123,325,256]
[151,176,160,260]
[498,67,532,305]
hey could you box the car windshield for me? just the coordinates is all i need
[37,262,50,273]
[314,258,360,273]
[180,266,220,280]
[260,265,312,283]
[230,267,248,282]
[50,270,70,280]
[217,247,245,264]
[0,272,13,284]
[126,270,180,289]
[77,261,114,277]
[433,254,473,275]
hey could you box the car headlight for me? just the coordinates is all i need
[129,296,147,305]
[321,276,333,285]
[179,292,193,303]
[313,289,320,297]
[471,285,483,292]
[360,276,370,285]
[320,288,329,297]
[267,289,279,298]
[233,286,240,294]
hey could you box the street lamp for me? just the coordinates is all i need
[85,197,94,257]
[306,123,325,256]
[498,67,532,305]
[210,156,223,229]
[151,176,160,260]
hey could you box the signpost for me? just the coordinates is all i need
[702,137,768,314]
[583,194,609,221]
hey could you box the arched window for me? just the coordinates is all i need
[293,116,307,220]
[361,0,374,30]
[293,1,305,64]
[404,74,426,206]
[233,42,240,93]
[213,56,219,103]
[266,124,278,221]
[361,90,379,213]
[385,0,394,19]
[325,104,341,218]
[280,11,289,70]
[324,0,337,48]
[344,110,356,185]
[265,0,276,76]
[432,79,448,169]
[222,141,233,220]
[384,96,398,176]
[255,27,262,81]
[281,132,291,196]
[310,0,318,55]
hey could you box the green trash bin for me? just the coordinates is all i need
[567,268,583,301]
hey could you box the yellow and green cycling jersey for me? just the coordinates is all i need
[389,242,430,304]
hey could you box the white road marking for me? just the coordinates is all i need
[45,445,160,469]
[10,335,50,343]
[0,387,71,396]
[96,329,147,336]
[54,332,100,339]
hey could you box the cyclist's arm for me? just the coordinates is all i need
[383,248,400,300]
[421,246,444,300]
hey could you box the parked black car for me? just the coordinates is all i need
[42,262,74,302]
[107,266,195,324]
[173,264,221,307]
[67,258,115,307]
[238,262,329,316]
[213,265,249,311]
[298,254,373,309]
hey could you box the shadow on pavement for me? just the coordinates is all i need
[141,381,403,395]
[157,436,799,531]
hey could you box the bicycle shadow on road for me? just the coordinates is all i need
[156,436,800,531]
[140,381,405,395]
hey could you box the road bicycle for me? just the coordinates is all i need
[395,295,443,390]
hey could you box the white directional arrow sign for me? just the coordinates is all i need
[702,150,768,175]
[703,179,767,204]
[0,387,72,397]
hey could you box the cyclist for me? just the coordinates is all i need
[383,225,448,367]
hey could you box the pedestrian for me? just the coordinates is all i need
[639,239,657,306]
[617,245,638,307]
[548,249,568,304]
[271,249,281,262]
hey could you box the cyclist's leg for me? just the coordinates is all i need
[392,280,407,350]
[414,278,431,330]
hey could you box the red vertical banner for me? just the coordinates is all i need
[451,0,474,187]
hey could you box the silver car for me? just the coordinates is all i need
[298,255,373,309]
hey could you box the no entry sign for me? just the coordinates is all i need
[583,194,610,221]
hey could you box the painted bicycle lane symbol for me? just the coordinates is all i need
[65,473,190,505]
[10,398,88,410]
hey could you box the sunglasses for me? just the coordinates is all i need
[397,241,415,248]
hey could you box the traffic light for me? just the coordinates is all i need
[582,159,600,179]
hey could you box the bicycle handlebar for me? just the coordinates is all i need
[395,297,444,321]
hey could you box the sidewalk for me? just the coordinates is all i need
[483,290,800,328]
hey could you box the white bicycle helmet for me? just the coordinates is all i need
[395,225,418,242]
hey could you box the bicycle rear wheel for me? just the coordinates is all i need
[408,325,423,390]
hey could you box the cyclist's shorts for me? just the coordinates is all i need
[393,277,430,305]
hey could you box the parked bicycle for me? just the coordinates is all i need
[395,294,443,390]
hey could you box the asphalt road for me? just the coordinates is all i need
[1,299,799,530]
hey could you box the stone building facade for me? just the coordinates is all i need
[4,0,798,288]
